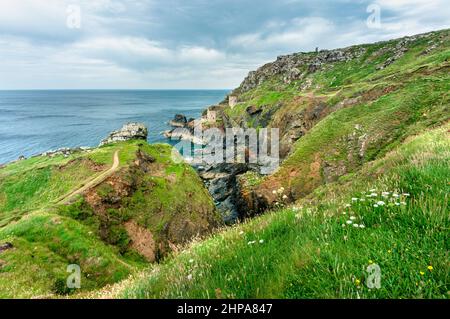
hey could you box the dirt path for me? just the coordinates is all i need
[56,150,120,204]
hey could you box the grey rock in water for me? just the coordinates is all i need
[169,114,188,127]
[100,122,148,146]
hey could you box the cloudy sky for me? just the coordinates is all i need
[0,0,448,89]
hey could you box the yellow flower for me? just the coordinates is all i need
[369,260,374,264]
[427,265,433,271]
[388,250,392,254]
[355,279,361,286]
[420,271,425,276]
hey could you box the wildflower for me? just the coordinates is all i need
[403,193,410,197]
[369,260,374,264]
[259,239,264,244]
[427,265,433,271]
[370,193,378,197]
[377,201,385,206]
[342,212,347,215]
[359,224,366,228]
[395,202,400,206]
[352,198,358,202]
[353,224,359,228]
[350,216,356,220]
[346,220,353,224]
[393,193,399,198]
[420,271,425,276]
[345,204,351,208]
[382,191,390,197]
[374,204,379,208]
[360,198,366,202]
[247,241,256,245]
[388,250,392,254]
[355,279,361,286]
[189,259,194,263]
[282,195,288,200]
[342,224,346,228]
[369,189,376,192]
[272,190,277,195]
[239,231,244,235]
[187,274,193,281]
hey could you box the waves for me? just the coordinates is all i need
[0,90,228,164]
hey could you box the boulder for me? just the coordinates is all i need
[0,242,13,253]
[100,123,148,146]
[169,114,187,127]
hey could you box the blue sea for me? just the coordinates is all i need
[0,90,228,165]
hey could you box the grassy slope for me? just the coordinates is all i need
[0,140,218,298]
[119,123,449,299]
[222,29,449,201]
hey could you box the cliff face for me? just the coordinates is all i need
[206,28,449,216]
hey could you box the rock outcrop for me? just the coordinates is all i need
[100,123,148,146]
[169,114,188,127]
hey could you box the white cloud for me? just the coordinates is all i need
[230,17,334,53]
[0,0,448,89]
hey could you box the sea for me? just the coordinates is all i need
[0,90,228,165]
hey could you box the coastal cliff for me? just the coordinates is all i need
[171,28,449,219]
[0,123,220,297]
[0,28,448,299]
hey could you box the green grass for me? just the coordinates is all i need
[120,124,449,299]
[0,140,219,298]
[0,211,137,298]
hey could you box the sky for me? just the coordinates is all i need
[0,0,448,89]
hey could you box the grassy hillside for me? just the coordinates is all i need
[116,123,449,299]
[217,29,449,211]
[0,30,448,299]
[0,141,220,298]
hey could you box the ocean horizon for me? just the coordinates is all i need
[0,89,229,164]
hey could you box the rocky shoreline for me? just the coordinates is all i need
[164,113,261,223]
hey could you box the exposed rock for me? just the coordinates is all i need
[246,105,262,116]
[100,123,148,146]
[235,46,366,93]
[163,128,206,145]
[39,147,92,158]
[124,221,156,262]
[169,114,188,127]
[197,163,254,223]
[0,242,13,253]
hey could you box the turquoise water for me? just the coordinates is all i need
[0,90,228,164]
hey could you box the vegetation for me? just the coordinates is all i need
[118,124,449,299]
[0,140,219,298]
[0,29,448,299]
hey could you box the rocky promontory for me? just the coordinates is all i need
[100,122,148,146]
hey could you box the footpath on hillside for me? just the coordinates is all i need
[56,150,120,204]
